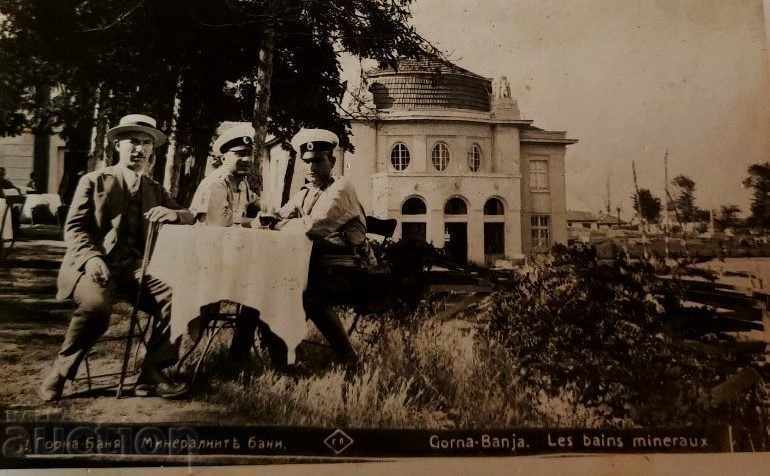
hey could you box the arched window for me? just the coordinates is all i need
[401,196,427,243]
[402,196,427,215]
[484,198,505,262]
[467,143,481,172]
[390,143,410,171]
[484,198,504,215]
[444,197,468,215]
[431,142,450,171]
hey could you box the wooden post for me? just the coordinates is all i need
[663,149,670,263]
[632,161,649,260]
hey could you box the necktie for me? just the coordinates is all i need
[128,173,140,195]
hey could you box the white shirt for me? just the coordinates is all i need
[120,166,142,193]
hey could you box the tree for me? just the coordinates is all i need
[632,188,662,228]
[0,0,437,201]
[743,162,770,228]
[716,204,741,231]
[671,174,698,223]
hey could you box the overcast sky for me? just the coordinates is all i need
[342,0,770,217]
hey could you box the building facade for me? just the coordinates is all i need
[268,57,577,265]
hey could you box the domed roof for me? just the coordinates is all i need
[366,56,492,113]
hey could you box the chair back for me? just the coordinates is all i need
[366,216,397,238]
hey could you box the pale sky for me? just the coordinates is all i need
[342,0,770,217]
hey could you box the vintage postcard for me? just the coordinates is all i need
[1,0,769,472]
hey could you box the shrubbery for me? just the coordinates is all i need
[202,242,765,447]
[486,243,762,432]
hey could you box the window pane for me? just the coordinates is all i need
[530,215,551,249]
[529,159,549,190]
[390,143,411,171]
[484,222,505,255]
[402,222,427,242]
[432,142,450,171]
[444,197,467,215]
[402,197,427,215]
[484,198,504,215]
[467,144,481,172]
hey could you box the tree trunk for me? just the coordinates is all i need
[281,154,296,207]
[87,85,102,171]
[163,73,185,196]
[251,24,275,212]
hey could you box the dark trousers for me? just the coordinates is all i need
[302,263,359,364]
[200,303,260,363]
[242,267,357,369]
[52,265,178,380]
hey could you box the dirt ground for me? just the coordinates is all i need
[0,226,237,424]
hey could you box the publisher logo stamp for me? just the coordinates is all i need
[323,429,353,455]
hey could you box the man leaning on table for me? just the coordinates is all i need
[39,114,194,402]
[188,123,280,365]
[260,128,375,368]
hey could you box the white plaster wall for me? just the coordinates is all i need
[0,134,34,186]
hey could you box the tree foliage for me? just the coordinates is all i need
[716,204,741,231]
[0,0,436,198]
[631,188,662,225]
[743,162,770,228]
[671,174,698,223]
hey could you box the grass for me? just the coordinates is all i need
[198,304,595,429]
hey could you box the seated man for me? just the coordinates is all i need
[0,167,22,197]
[262,128,374,367]
[188,124,265,363]
[39,114,194,401]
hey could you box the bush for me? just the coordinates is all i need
[485,243,752,428]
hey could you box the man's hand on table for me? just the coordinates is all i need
[84,257,110,287]
[145,206,179,223]
[256,211,280,229]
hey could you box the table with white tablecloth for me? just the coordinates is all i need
[147,224,313,364]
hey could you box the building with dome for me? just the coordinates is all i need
[266,57,577,265]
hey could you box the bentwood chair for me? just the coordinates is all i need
[175,301,245,385]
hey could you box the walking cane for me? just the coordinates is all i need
[117,220,161,398]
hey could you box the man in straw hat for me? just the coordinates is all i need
[39,114,194,401]
[260,128,375,368]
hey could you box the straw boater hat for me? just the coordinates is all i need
[106,114,167,146]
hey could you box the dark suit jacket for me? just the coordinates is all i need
[56,166,193,300]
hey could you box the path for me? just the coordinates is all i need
[0,226,232,424]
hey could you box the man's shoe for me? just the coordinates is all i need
[134,383,156,397]
[156,381,189,399]
[38,371,66,402]
[139,365,189,399]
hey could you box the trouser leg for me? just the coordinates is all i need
[230,306,260,362]
[130,269,179,371]
[304,264,358,363]
[52,277,114,380]
[254,318,289,369]
[304,290,356,363]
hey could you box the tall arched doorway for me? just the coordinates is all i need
[484,198,505,265]
[444,196,468,264]
[401,196,427,243]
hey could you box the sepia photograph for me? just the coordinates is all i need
[1,0,770,470]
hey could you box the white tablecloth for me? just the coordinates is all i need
[0,198,13,241]
[21,193,61,221]
[147,225,313,364]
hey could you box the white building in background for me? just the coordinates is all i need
[0,132,66,194]
[266,56,578,266]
